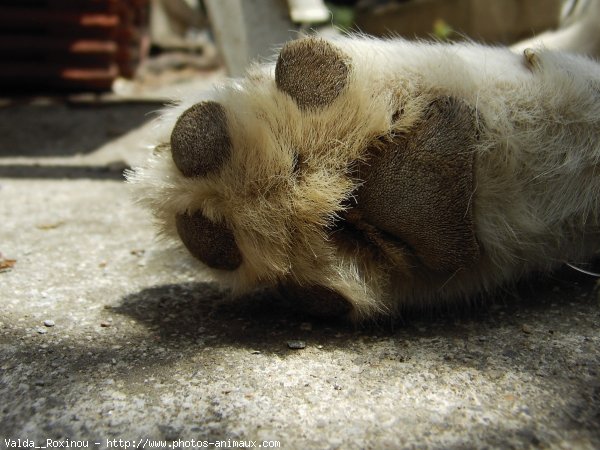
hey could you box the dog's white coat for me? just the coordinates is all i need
[131,36,600,320]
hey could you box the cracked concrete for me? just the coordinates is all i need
[1,99,599,450]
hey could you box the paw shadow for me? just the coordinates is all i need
[112,282,359,354]
[112,263,599,355]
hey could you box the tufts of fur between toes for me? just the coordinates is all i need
[130,35,600,321]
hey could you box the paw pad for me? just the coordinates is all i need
[175,211,242,271]
[170,101,231,178]
[275,37,350,110]
[279,284,353,318]
[356,97,480,272]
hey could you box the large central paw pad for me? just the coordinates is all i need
[356,97,480,272]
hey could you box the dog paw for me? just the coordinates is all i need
[133,36,486,320]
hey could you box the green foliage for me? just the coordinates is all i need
[325,3,356,32]
[433,18,455,41]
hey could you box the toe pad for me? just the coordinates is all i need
[175,211,242,271]
[275,38,350,110]
[170,101,231,178]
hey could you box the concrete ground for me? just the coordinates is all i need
[1,98,599,450]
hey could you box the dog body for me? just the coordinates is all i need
[131,36,600,320]
[512,0,600,58]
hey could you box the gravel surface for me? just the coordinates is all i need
[1,100,599,449]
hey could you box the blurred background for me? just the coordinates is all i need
[0,0,562,99]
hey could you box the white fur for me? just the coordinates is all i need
[512,0,600,58]
[130,36,600,320]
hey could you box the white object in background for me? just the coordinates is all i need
[287,0,331,23]
[150,0,206,49]
[205,0,298,77]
